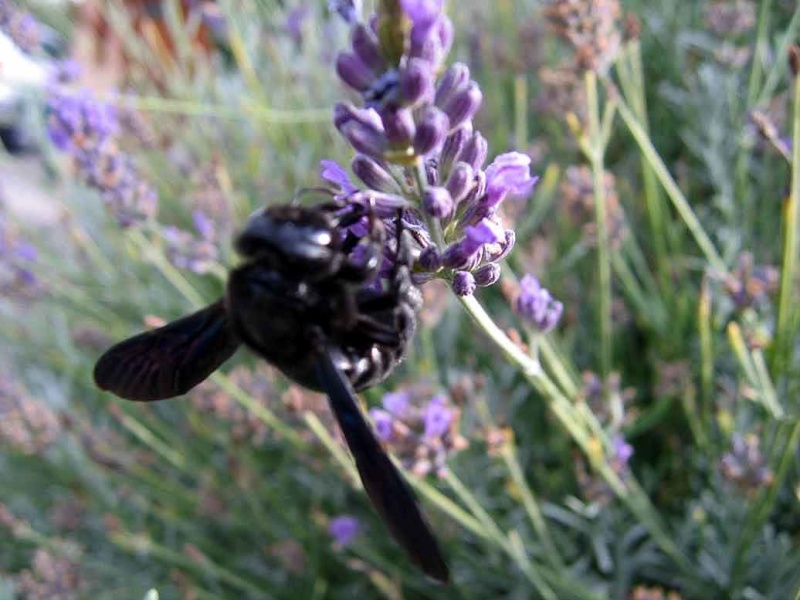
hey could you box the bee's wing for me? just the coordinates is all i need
[94,299,240,401]
[314,350,450,583]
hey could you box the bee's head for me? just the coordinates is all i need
[234,205,343,277]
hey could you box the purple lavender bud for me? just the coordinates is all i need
[435,15,454,58]
[381,107,415,146]
[369,408,394,441]
[515,274,563,333]
[458,131,488,171]
[351,23,383,71]
[192,210,214,240]
[336,52,375,92]
[485,152,538,208]
[382,390,411,416]
[351,155,399,193]
[423,395,453,438]
[418,245,442,271]
[452,271,476,296]
[399,58,435,107]
[474,263,500,287]
[444,162,474,205]
[328,515,361,547]
[335,106,387,158]
[439,124,472,174]
[413,106,449,156]
[422,186,453,218]
[440,81,482,131]
[434,62,471,107]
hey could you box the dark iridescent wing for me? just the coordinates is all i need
[314,350,450,583]
[94,299,240,401]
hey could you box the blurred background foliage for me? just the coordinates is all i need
[1,0,799,598]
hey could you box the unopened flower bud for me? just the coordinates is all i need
[444,162,474,205]
[452,271,476,296]
[418,245,442,271]
[336,52,374,92]
[435,62,471,107]
[474,263,500,287]
[413,107,449,156]
[352,24,384,72]
[458,132,488,171]
[440,81,482,130]
[423,186,453,218]
[352,155,400,193]
[400,58,435,107]
[381,108,415,146]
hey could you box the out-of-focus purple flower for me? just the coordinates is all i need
[369,385,466,477]
[611,435,633,465]
[0,373,61,455]
[0,213,42,298]
[720,433,774,494]
[162,210,218,274]
[47,88,157,228]
[1,7,39,52]
[47,88,117,151]
[328,515,361,547]
[423,395,453,438]
[52,59,82,84]
[370,408,394,441]
[285,6,310,45]
[382,390,411,416]
[515,274,563,333]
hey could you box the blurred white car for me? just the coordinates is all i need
[0,29,59,153]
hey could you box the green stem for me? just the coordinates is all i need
[746,0,773,107]
[612,89,726,273]
[458,294,691,571]
[698,277,714,439]
[474,395,565,570]
[585,72,613,379]
[442,471,559,600]
[772,68,800,383]
[117,95,330,124]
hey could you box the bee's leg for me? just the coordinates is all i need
[338,201,386,282]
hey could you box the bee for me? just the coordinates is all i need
[93,202,450,583]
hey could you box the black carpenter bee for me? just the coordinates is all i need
[93,202,450,583]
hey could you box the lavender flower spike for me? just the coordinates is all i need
[516,274,563,333]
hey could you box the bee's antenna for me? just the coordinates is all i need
[291,186,337,206]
